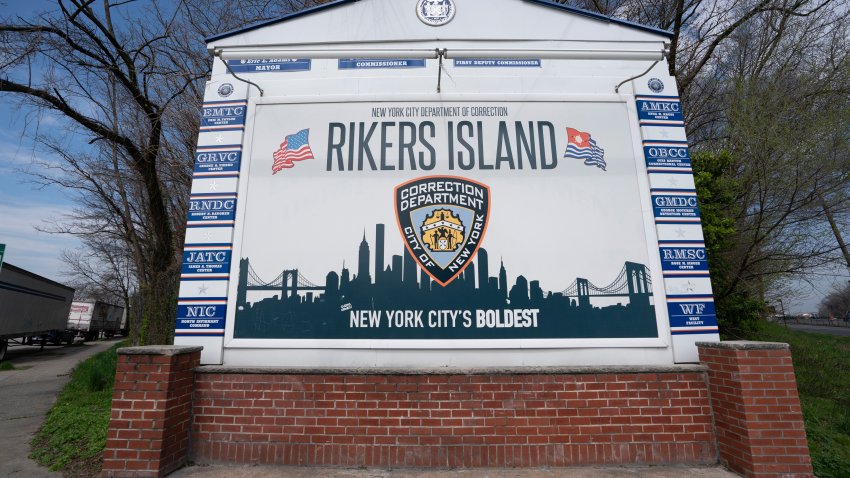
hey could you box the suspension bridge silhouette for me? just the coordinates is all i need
[244,266,323,292]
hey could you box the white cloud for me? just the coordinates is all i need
[0,138,37,171]
[0,96,87,283]
[0,195,82,282]
[0,133,67,175]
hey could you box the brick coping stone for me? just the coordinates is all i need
[696,340,789,350]
[195,364,707,375]
[117,345,203,356]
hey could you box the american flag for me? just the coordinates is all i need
[272,128,314,174]
[564,127,606,171]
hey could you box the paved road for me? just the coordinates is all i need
[0,338,122,477]
[786,323,850,337]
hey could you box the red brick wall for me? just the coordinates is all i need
[190,369,717,467]
[102,346,201,478]
[698,341,813,478]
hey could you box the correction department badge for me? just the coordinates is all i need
[416,0,456,26]
[395,176,489,286]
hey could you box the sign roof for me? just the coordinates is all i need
[206,0,672,49]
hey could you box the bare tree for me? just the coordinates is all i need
[0,0,327,344]
[561,0,850,330]
[818,283,850,318]
[0,1,195,343]
[715,2,849,296]
[558,0,842,139]
[62,236,134,307]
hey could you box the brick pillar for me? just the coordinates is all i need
[697,341,813,478]
[101,345,202,478]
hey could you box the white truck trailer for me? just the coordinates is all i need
[0,262,76,361]
[67,301,125,341]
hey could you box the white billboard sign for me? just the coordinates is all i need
[175,0,720,366]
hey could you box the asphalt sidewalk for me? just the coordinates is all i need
[170,465,740,477]
[0,338,123,477]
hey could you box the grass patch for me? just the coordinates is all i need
[0,361,16,371]
[30,341,128,476]
[752,321,850,478]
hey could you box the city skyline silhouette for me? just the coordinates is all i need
[234,223,658,340]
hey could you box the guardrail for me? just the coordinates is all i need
[770,316,850,328]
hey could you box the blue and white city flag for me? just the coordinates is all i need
[564,127,606,171]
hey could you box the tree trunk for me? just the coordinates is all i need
[136,267,179,345]
[821,197,850,276]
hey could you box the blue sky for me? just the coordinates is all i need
[0,0,845,313]
[0,102,82,278]
[0,1,82,280]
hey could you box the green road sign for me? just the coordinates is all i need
[0,244,5,271]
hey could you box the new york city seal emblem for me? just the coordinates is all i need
[416,0,456,26]
[395,176,490,286]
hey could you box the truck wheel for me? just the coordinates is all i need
[0,340,7,362]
